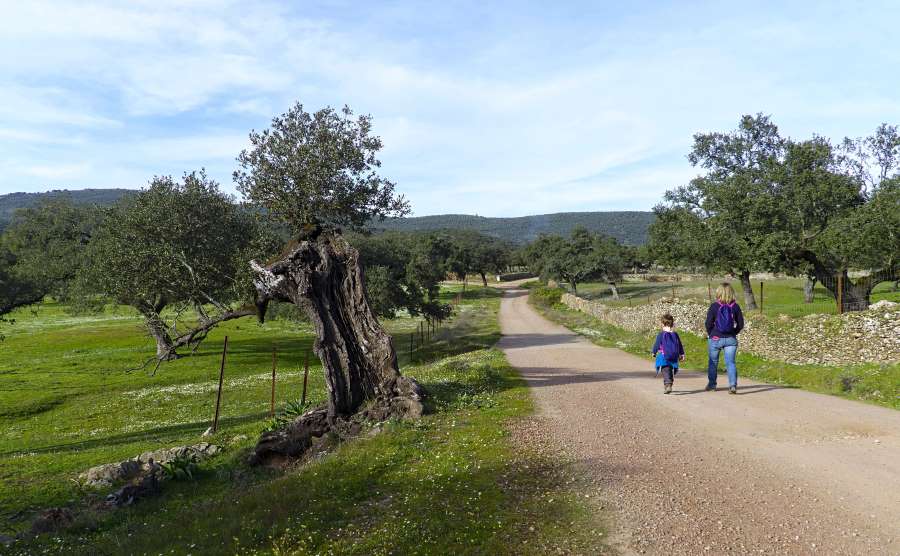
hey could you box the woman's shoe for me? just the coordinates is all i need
[664,384,672,394]
[705,384,716,391]
[729,386,737,394]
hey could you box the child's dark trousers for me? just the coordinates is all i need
[660,365,675,385]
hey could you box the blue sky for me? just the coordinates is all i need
[1,1,898,216]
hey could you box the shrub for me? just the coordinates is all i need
[530,286,564,307]
[160,454,199,481]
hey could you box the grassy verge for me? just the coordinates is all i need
[3,286,606,554]
[529,287,899,410]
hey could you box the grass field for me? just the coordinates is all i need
[573,276,900,318]
[0,286,605,554]
[529,287,900,410]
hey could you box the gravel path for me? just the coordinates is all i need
[497,287,900,555]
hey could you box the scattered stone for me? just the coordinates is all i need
[229,434,249,445]
[79,443,222,488]
[106,472,161,507]
[78,460,143,488]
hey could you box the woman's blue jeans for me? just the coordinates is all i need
[707,336,738,387]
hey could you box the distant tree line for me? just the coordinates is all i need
[373,211,654,245]
[0,187,513,360]
[516,116,898,312]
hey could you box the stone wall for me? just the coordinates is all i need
[560,293,900,366]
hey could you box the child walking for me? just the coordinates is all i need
[651,313,685,394]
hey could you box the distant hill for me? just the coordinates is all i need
[0,189,654,244]
[0,189,133,230]
[374,212,655,245]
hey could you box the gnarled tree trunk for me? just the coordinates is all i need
[147,316,178,361]
[608,282,619,299]
[738,270,758,310]
[803,275,816,304]
[137,301,178,361]
[249,231,424,464]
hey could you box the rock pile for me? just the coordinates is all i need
[78,442,221,488]
[560,293,900,365]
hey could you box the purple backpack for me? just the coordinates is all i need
[660,332,680,363]
[715,301,737,334]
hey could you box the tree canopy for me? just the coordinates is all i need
[650,114,900,310]
[523,227,625,294]
[234,103,410,236]
[3,197,103,302]
[80,171,277,362]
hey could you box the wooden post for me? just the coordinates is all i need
[707,282,712,302]
[409,330,414,355]
[759,282,764,314]
[672,284,676,299]
[301,350,309,405]
[270,346,277,418]
[836,273,844,315]
[211,336,228,434]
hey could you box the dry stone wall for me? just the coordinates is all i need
[560,293,900,366]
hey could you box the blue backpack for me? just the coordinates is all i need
[660,332,680,363]
[715,302,737,334]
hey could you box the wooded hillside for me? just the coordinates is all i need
[1,190,655,243]
[0,189,133,230]
[375,211,655,245]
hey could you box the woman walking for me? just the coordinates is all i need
[705,283,745,394]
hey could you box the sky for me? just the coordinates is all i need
[1,1,898,216]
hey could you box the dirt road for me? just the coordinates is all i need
[497,287,900,555]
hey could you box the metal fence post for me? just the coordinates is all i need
[211,336,228,434]
[301,350,309,405]
[270,346,277,418]
[759,281,764,314]
[837,273,844,315]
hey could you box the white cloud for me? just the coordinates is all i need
[1,1,898,212]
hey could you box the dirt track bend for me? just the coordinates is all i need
[496,287,900,555]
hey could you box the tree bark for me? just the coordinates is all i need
[136,302,178,361]
[480,272,488,287]
[809,268,873,313]
[738,270,758,310]
[803,275,816,304]
[608,282,619,299]
[146,314,178,361]
[252,231,424,422]
[839,273,873,312]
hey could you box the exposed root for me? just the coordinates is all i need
[248,377,426,467]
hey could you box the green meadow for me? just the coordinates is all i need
[0,286,604,555]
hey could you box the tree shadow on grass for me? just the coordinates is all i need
[0,412,269,457]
